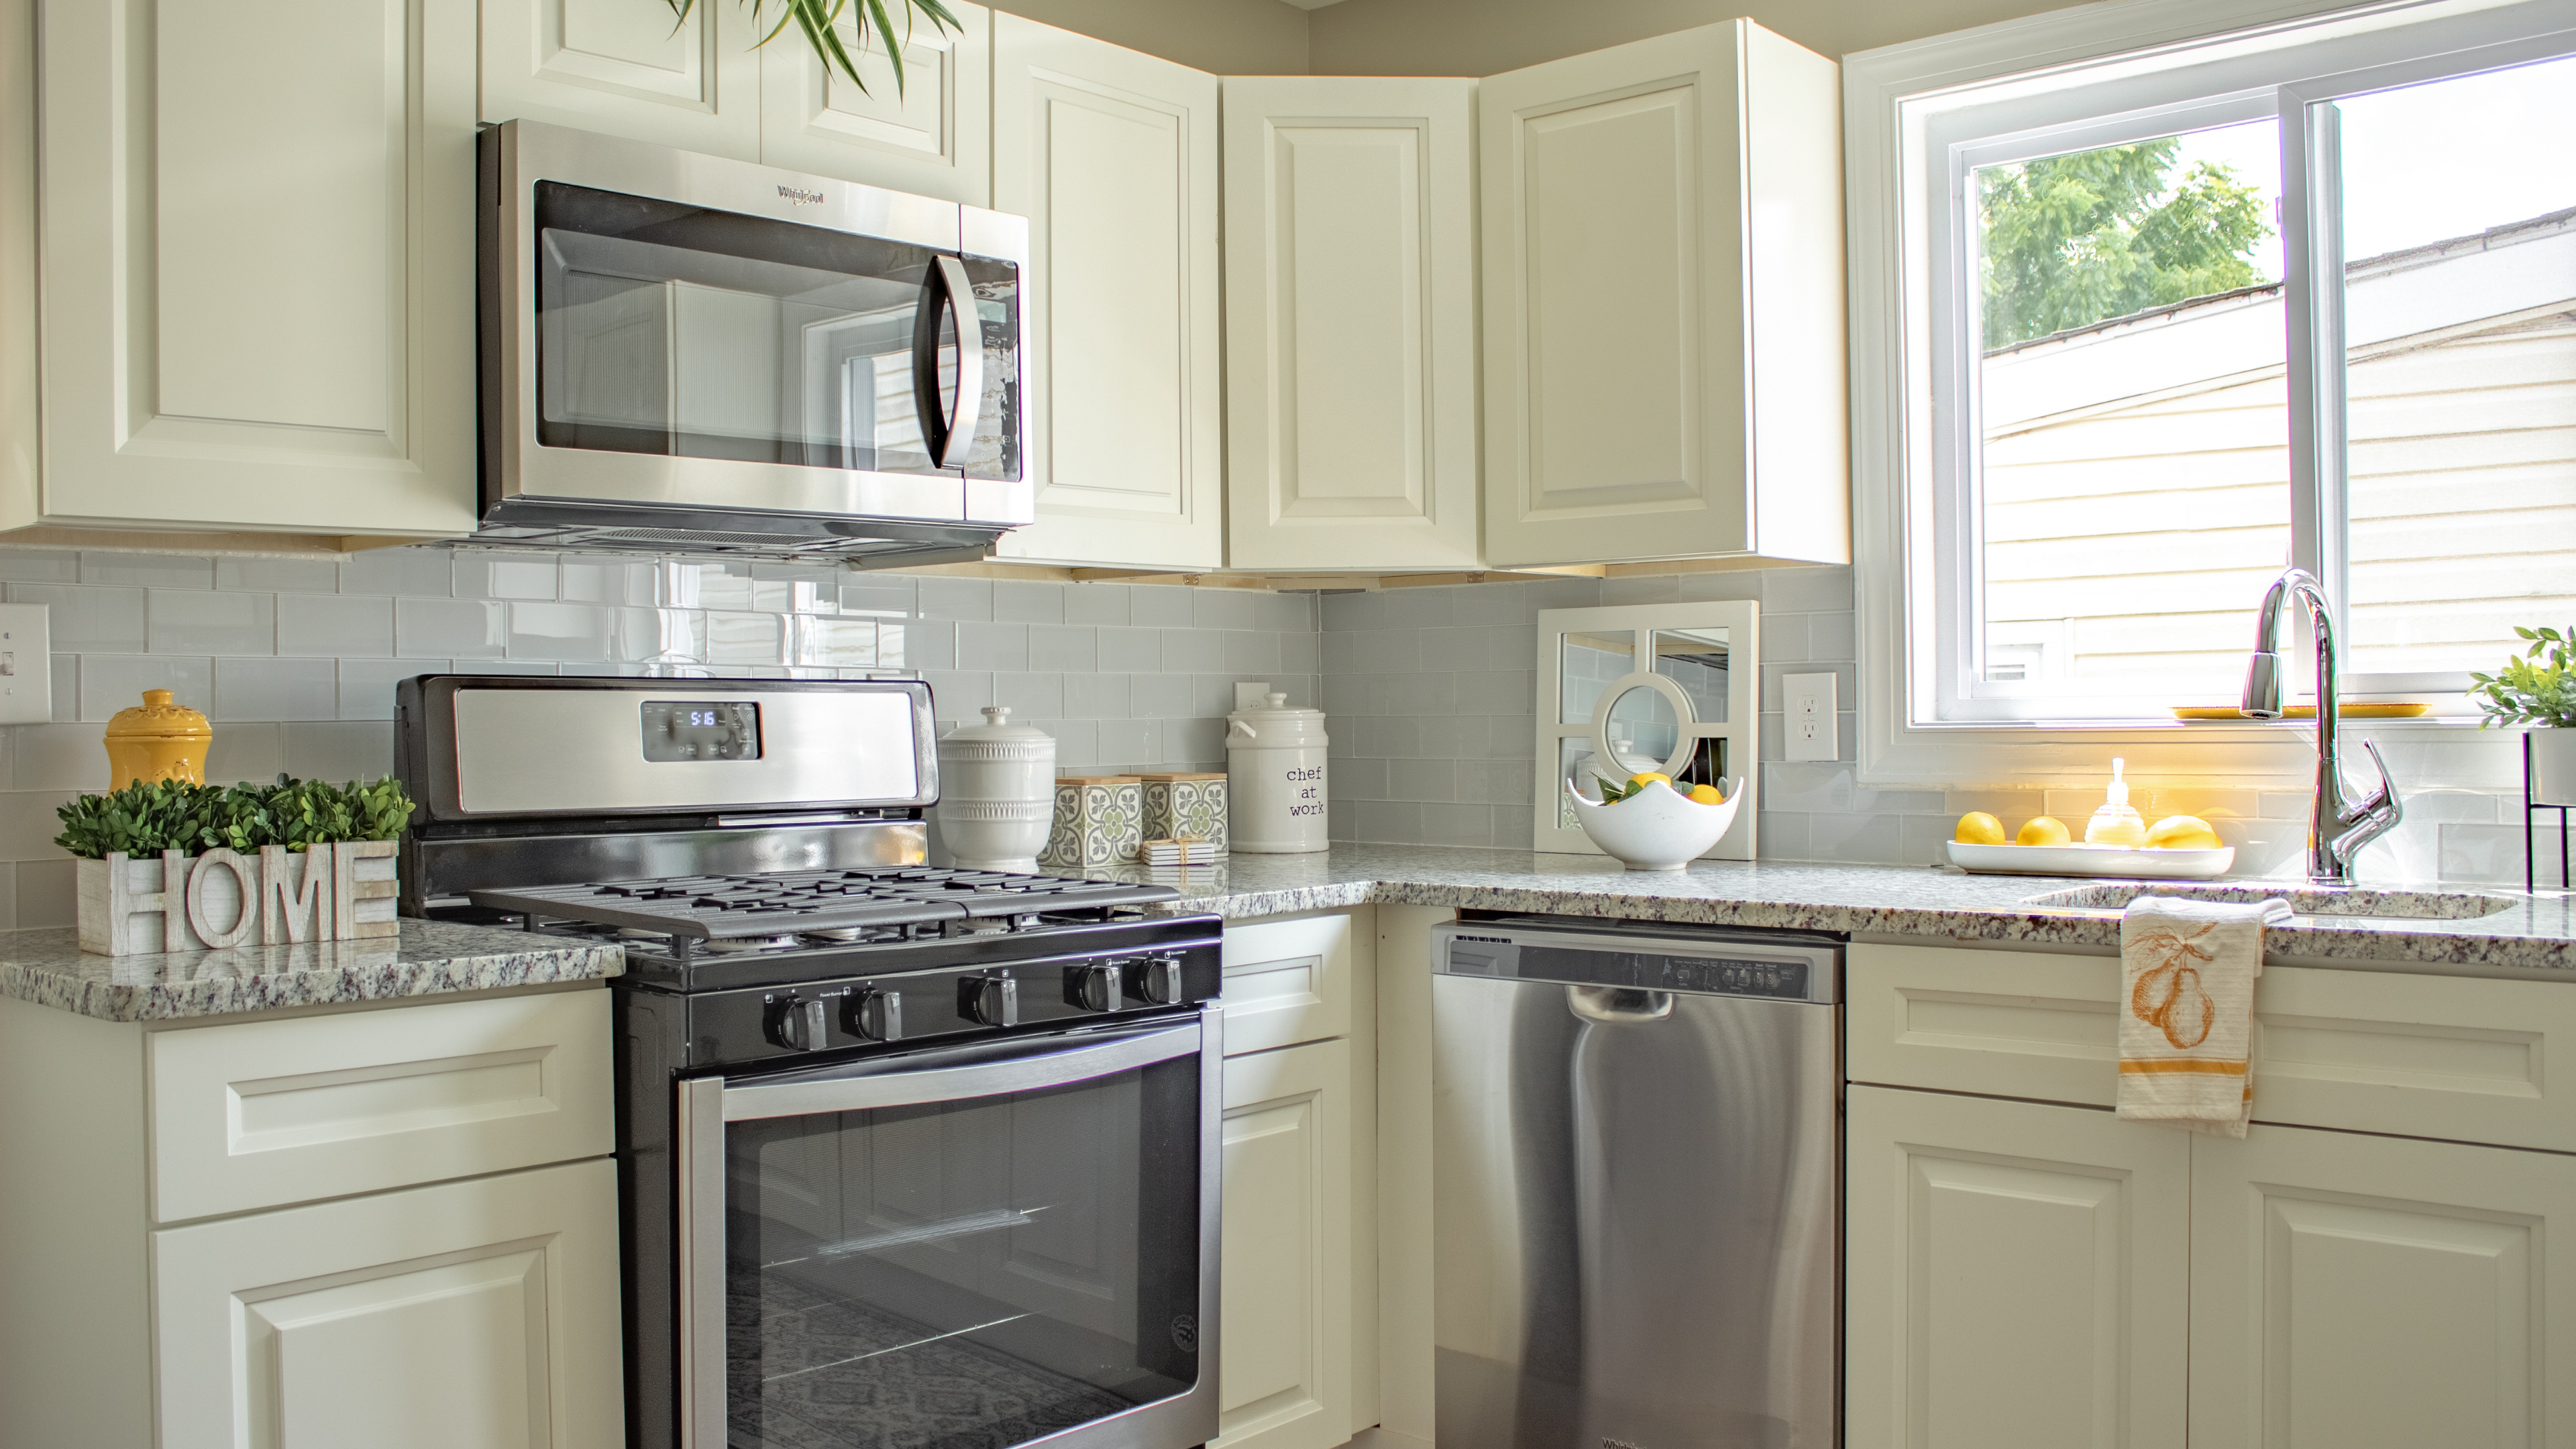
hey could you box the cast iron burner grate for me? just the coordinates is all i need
[470,867,1177,955]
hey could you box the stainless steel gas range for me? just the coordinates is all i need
[396,674,1224,1449]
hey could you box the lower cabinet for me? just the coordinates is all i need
[2190,1124,2576,1449]
[1844,1084,2192,1449]
[1221,1038,1358,1449]
[153,1157,626,1449]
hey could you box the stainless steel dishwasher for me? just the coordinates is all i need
[1430,916,1840,1449]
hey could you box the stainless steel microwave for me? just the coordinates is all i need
[476,120,1030,564]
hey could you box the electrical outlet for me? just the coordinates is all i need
[1784,672,1837,762]
[1234,682,1275,710]
[0,604,50,724]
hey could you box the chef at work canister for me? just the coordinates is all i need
[1225,693,1328,853]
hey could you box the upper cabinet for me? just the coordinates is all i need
[1478,20,1848,569]
[31,0,480,537]
[758,3,991,205]
[1222,77,1481,575]
[480,0,762,162]
[991,14,1224,570]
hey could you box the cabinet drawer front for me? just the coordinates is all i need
[154,1158,624,1449]
[151,990,612,1223]
[1222,914,1358,1057]
[1850,943,2576,1152]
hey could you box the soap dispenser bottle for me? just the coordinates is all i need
[2086,757,2147,847]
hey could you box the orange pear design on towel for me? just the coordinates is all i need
[2127,923,2217,1049]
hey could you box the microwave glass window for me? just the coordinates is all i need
[533,182,1019,481]
[641,700,761,761]
[722,1059,1203,1447]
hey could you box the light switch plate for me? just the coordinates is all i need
[1784,671,1837,762]
[0,604,51,724]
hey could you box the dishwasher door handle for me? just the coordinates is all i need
[1566,984,1674,1023]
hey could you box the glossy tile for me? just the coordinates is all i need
[277,594,394,657]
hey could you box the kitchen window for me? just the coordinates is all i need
[1870,0,2576,740]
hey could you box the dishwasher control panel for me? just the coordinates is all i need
[1434,918,1840,1004]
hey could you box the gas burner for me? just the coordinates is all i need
[702,934,802,953]
[471,866,1179,946]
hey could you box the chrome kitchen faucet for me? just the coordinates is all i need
[2242,567,2404,883]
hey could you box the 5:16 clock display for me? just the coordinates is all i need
[641,701,761,762]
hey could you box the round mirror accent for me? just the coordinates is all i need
[1585,671,1701,785]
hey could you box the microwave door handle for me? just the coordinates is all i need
[934,256,983,469]
[910,256,985,471]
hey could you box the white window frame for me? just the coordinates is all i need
[1849,0,2576,785]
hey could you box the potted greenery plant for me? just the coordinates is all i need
[667,0,959,93]
[2469,625,2576,806]
[58,776,414,955]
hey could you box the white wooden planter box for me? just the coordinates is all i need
[77,841,400,955]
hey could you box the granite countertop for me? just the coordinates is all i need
[0,919,624,1023]
[1077,843,2576,976]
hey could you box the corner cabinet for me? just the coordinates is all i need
[1845,941,2576,1449]
[991,14,1224,571]
[1478,19,1848,569]
[31,0,481,538]
[1221,77,1482,574]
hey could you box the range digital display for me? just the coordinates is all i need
[641,700,761,762]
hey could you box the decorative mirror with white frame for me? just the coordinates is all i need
[1534,601,1759,860]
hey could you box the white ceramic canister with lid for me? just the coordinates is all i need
[1224,692,1329,853]
[934,706,1057,871]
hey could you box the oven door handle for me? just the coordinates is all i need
[722,1019,1200,1121]
[674,1015,1211,1449]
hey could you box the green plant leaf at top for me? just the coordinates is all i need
[662,0,957,96]
[2467,625,2576,730]
[54,775,419,861]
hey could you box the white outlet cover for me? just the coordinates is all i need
[1234,682,1275,710]
[0,603,51,724]
[1784,671,1837,762]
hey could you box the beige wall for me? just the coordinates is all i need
[1307,0,2084,71]
[995,0,1310,74]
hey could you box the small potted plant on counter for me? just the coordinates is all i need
[2470,625,2576,805]
[58,775,415,955]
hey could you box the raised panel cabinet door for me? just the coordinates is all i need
[1222,910,1361,1056]
[2190,1124,2576,1449]
[1477,20,1847,569]
[1217,1038,1355,1449]
[35,0,478,535]
[480,0,761,161]
[153,1158,624,1449]
[1222,76,1480,574]
[993,15,1222,570]
[1845,1085,2190,1449]
[759,1,991,204]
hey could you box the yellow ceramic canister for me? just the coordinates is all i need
[103,689,213,788]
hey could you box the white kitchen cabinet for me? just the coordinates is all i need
[992,14,1223,570]
[1222,77,1481,574]
[1845,1085,2192,1449]
[1220,1038,1358,1449]
[2190,1124,2576,1449]
[33,0,479,538]
[480,0,761,161]
[1477,19,1847,569]
[155,1158,624,1449]
[759,2,991,205]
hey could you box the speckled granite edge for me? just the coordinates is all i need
[1102,846,2576,975]
[0,920,624,1023]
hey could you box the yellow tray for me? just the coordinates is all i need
[2172,703,2430,720]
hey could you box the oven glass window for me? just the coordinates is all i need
[533,181,1019,482]
[724,1056,1200,1448]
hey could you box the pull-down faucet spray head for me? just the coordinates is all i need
[2241,571,2304,719]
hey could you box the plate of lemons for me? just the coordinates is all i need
[1943,809,2234,879]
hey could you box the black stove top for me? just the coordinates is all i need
[473,866,1177,940]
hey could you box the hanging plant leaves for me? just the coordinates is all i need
[661,0,960,97]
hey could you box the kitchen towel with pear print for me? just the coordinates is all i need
[2116,894,2292,1136]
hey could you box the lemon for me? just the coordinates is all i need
[1688,783,1724,805]
[1629,771,1673,788]
[1953,811,2006,845]
[2017,815,2072,847]
[2146,814,2224,851]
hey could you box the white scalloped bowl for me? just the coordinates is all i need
[1565,778,1743,871]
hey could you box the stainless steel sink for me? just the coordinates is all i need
[2019,882,2518,920]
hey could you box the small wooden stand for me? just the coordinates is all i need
[2527,733,2571,894]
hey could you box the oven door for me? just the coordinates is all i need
[676,1014,1220,1449]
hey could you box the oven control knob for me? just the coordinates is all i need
[770,996,832,1053]
[843,987,904,1042]
[965,973,1020,1028]
[1129,955,1188,1006]
[1065,963,1121,1014]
